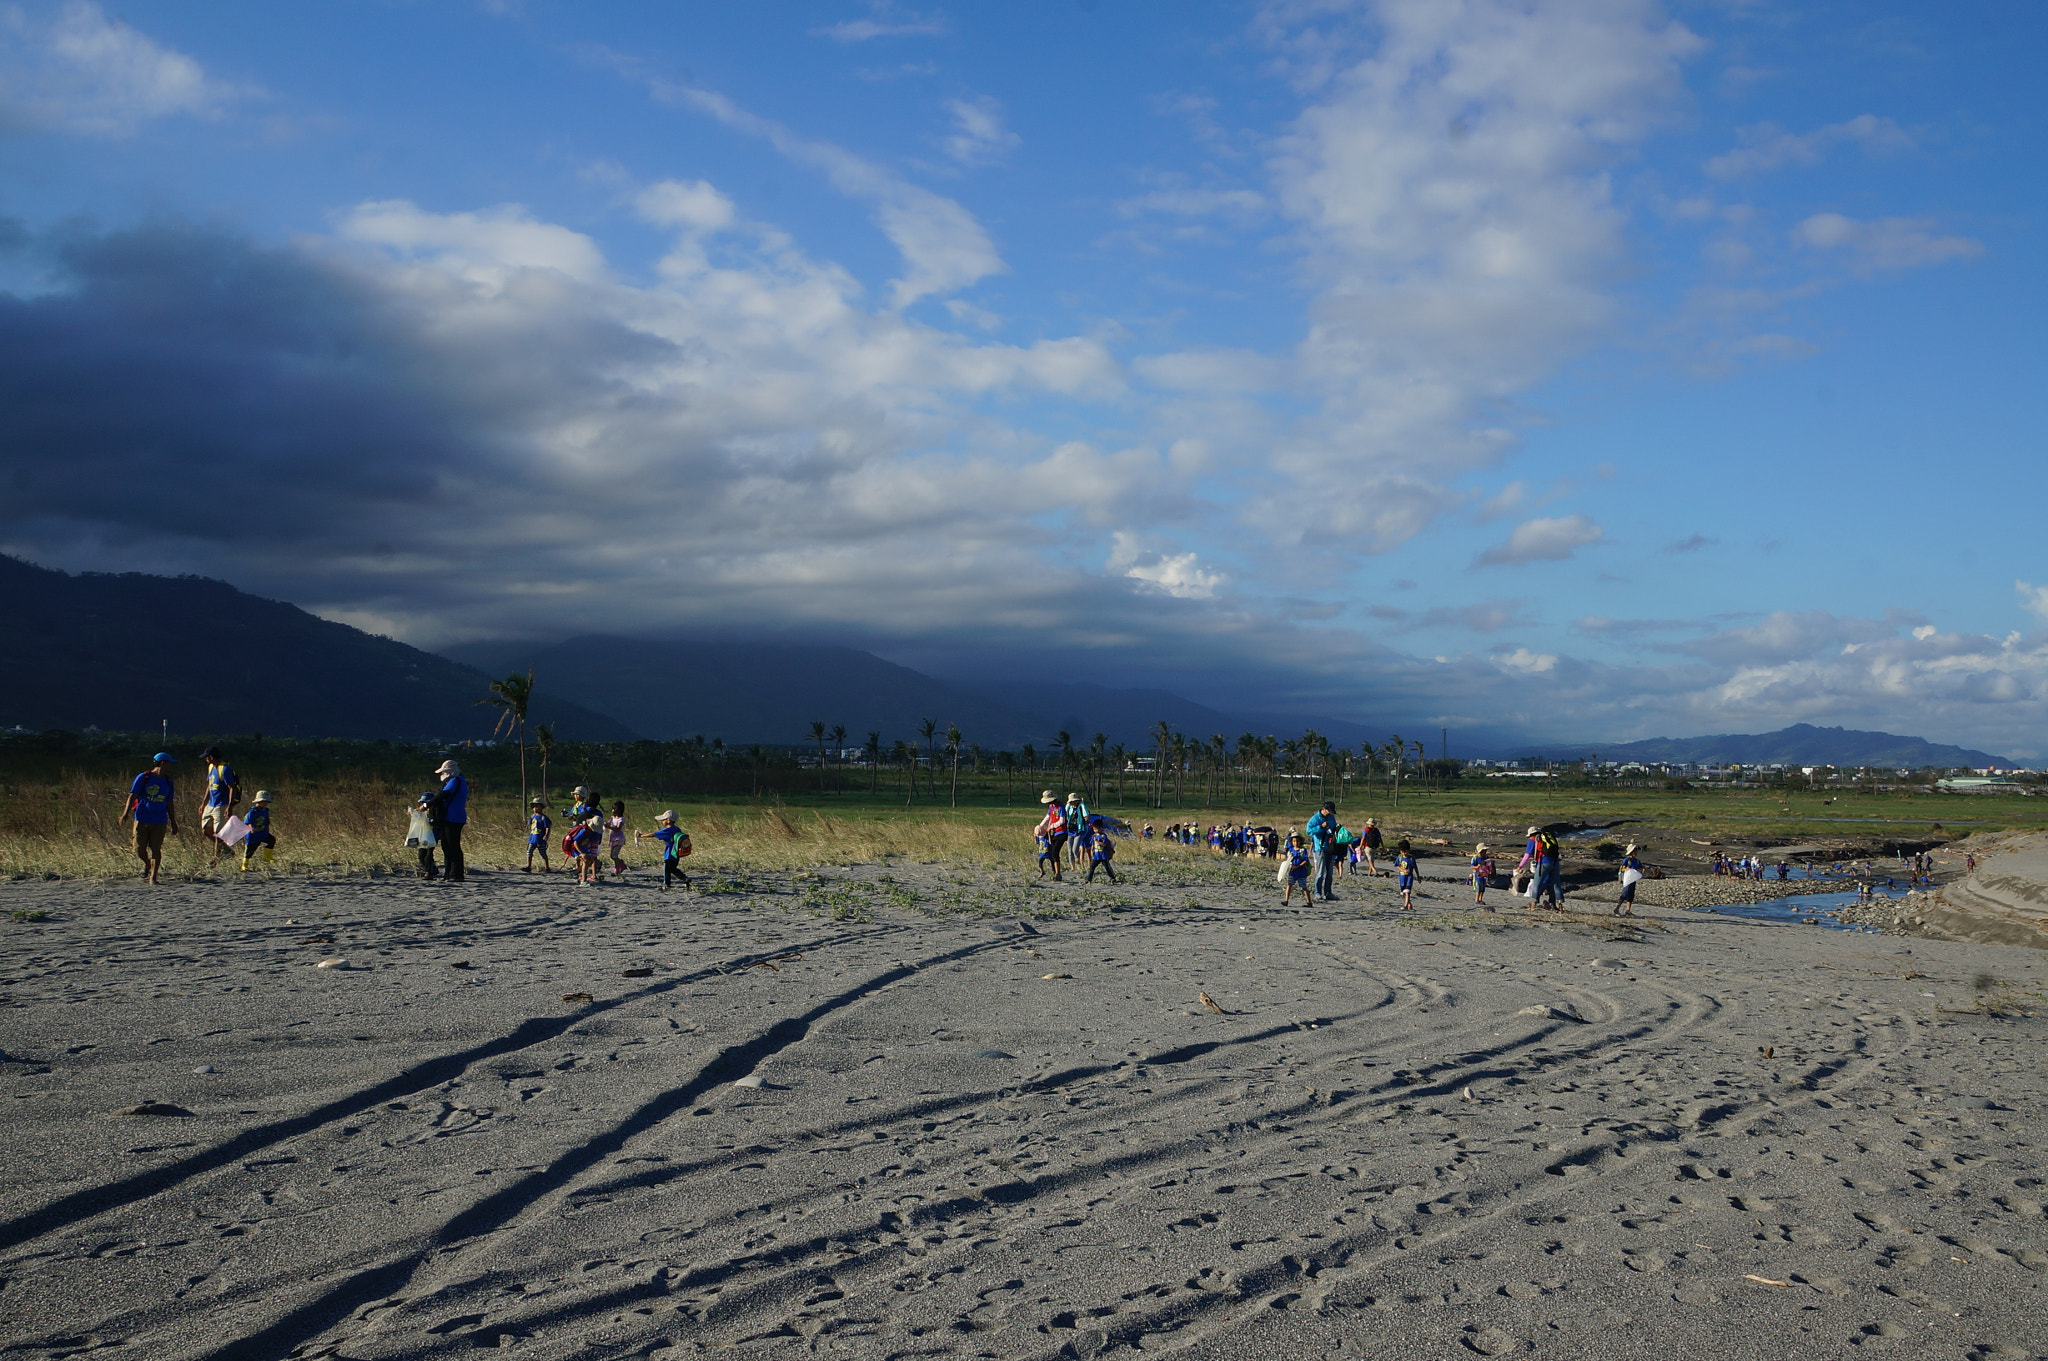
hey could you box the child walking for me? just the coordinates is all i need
[570,815,603,884]
[1470,843,1495,906]
[240,791,277,870]
[1083,816,1118,882]
[608,800,628,878]
[1281,833,1312,903]
[524,797,553,873]
[1614,843,1644,917]
[1394,839,1417,910]
[636,810,692,890]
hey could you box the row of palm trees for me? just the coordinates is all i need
[477,667,1441,813]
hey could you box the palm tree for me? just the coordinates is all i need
[946,724,963,808]
[1089,733,1107,803]
[1359,741,1376,799]
[865,731,882,795]
[1053,730,1076,787]
[893,739,916,805]
[918,718,939,797]
[1208,734,1227,805]
[1151,720,1172,809]
[1383,735,1406,806]
[830,724,847,792]
[1170,732,1188,806]
[534,722,555,806]
[809,720,828,796]
[1108,743,1127,804]
[477,668,535,811]
[997,749,1016,803]
[1412,739,1428,795]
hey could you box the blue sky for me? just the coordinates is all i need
[2,1,2044,754]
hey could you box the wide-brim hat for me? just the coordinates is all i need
[252,790,273,802]
[530,797,546,805]
[436,760,461,775]
[1066,792,1081,801]
[1039,790,1057,802]
[1526,826,1540,835]
[1475,843,1489,853]
[657,810,676,823]
[1625,843,1637,853]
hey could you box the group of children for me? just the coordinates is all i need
[516,786,694,888]
[1032,790,1120,882]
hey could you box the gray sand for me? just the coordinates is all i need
[2,858,2044,1360]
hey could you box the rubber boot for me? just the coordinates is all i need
[263,845,275,864]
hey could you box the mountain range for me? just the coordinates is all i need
[1514,723,2013,770]
[0,555,630,741]
[0,556,2016,769]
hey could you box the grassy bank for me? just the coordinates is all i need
[4,746,2044,882]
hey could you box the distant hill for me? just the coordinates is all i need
[444,637,1043,746]
[1515,723,2012,770]
[445,638,1391,751]
[0,555,632,742]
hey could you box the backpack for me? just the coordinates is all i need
[1362,826,1382,849]
[673,831,692,858]
[1536,833,1559,860]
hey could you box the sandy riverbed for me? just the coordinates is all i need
[1,857,2044,1361]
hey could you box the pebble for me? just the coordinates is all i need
[315,958,349,970]
[971,1049,1017,1060]
[733,1074,766,1089]
[193,1066,214,1074]
[113,1101,193,1117]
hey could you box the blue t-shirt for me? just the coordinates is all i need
[650,826,688,859]
[244,805,271,840]
[527,811,552,842]
[440,775,469,824]
[205,763,237,808]
[129,771,173,825]
[1286,845,1311,877]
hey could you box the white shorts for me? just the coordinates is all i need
[200,806,234,831]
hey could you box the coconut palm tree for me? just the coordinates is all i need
[830,724,847,792]
[477,668,535,811]
[533,722,555,806]
[997,749,1016,803]
[918,718,939,797]
[1150,720,1172,808]
[865,731,882,795]
[808,721,828,795]
[947,724,964,808]
[1383,735,1407,806]
[893,739,916,805]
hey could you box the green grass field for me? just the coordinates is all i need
[3,736,2040,882]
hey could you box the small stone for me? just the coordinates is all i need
[621,968,654,978]
[193,1066,214,1075]
[971,1050,1018,1060]
[733,1074,767,1089]
[315,958,350,970]
[560,992,594,1004]
[1042,973,1073,980]
[114,1101,193,1117]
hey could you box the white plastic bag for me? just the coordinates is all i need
[1620,868,1643,887]
[215,814,249,846]
[405,808,438,849]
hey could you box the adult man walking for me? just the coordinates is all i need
[122,752,179,884]
[198,746,240,866]
[1062,790,1089,868]
[1305,800,1340,901]
[433,758,470,883]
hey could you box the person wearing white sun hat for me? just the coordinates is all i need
[432,758,469,882]
[1034,790,1068,881]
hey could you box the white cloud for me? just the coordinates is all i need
[1256,0,1703,545]
[1794,213,1985,274]
[1476,514,1604,566]
[1108,532,1225,600]
[634,179,736,233]
[1116,187,1269,220]
[940,95,1018,167]
[336,201,608,288]
[644,78,1004,308]
[812,4,948,43]
[1704,114,1912,179]
[2018,581,2048,621]
[1497,647,1559,674]
[0,0,255,136]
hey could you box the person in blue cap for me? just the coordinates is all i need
[122,752,180,884]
